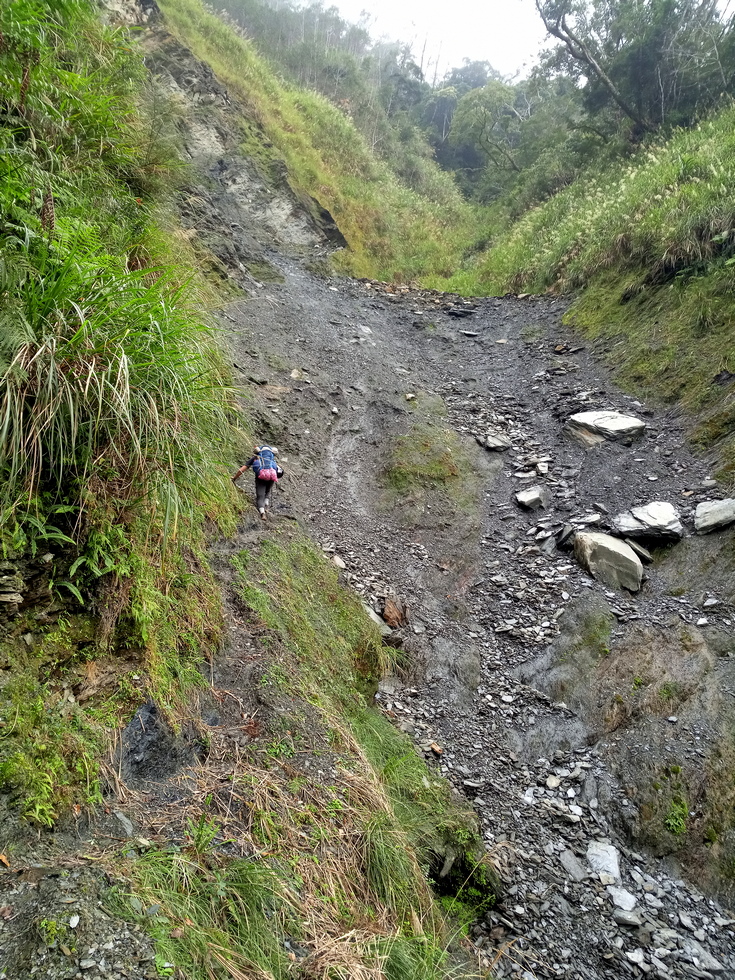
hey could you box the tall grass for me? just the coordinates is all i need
[0,247,232,536]
[431,107,735,297]
[0,0,238,540]
[0,1,241,819]
[156,0,483,282]
[112,848,292,979]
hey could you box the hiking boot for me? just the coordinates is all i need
[259,508,266,520]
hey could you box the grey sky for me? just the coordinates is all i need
[329,0,549,80]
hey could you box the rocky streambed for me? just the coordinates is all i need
[225,261,735,980]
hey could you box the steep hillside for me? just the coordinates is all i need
[1,2,735,979]
[153,0,482,283]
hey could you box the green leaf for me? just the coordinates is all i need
[56,579,84,604]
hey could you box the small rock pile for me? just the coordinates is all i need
[0,866,158,980]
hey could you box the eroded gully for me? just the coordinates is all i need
[221,256,735,980]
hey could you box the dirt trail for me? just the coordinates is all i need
[224,255,735,980]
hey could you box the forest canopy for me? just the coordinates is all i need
[210,0,735,211]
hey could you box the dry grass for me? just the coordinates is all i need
[107,536,501,978]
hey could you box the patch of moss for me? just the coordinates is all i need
[244,259,285,283]
[559,609,614,669]
[380,423,480,528]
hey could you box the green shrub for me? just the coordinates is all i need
[0,0,240,824]
[665,795,689,836]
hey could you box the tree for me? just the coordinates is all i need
[535,0,735,134]
[535,0,653,130]
[450,81,529,176]
[444,59,501,95]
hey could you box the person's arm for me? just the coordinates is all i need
[232,460,252,481]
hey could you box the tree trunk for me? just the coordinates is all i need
[535,0,654,132]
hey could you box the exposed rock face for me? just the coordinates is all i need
[613,502,684,541]
[574,532,643,592]
[0,555,55,621]
[99,0,160,27]
[566,410,646,446]
[695,498,735,533]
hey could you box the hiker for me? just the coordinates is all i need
[232,446,283,521]
[232,445,282,520]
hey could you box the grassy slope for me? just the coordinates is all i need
[429,112,735,478]
[0,0,244,822]
[107,536,498,980]
[155,0,483,283]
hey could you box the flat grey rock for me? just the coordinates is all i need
[559,849,588,882]
[114,810,134,837]
[682,938,726,973]
[624,538,654,563]
[607,886,637,911]
[614,909,644,927]
[515,486,548,510]
[695,498,735,533]
[587,841,621,881]
[614,501,684,541]
[574,532,643,592]
[483,433,512,451]
[566,410,646,446]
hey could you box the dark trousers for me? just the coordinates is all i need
[255,477,275,510]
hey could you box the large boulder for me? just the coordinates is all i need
[613,502,684,542]
[574,532,643,592]
[695,499,735,534]
[565,410,646,447]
